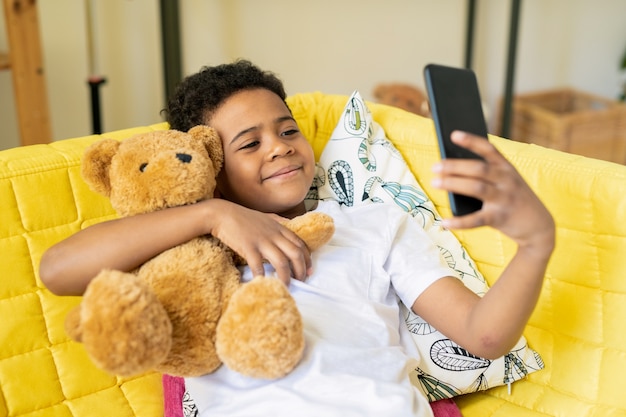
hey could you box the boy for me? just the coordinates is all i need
[40,60,555,417]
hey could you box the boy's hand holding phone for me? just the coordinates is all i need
[425,65,555,254]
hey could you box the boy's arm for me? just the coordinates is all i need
[40,199,311,296]
[412,238,551,359]
[411,131,555,359]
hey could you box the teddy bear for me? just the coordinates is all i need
[65,125,334,380]
[373,82,430,117]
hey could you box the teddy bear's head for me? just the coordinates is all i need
[373,83,430,117]
[82,126,223,217]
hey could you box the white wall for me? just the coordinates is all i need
[0,0,164,149]
[1,0,625,150]
[179,0,466,96]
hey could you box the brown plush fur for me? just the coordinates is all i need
[373,83,430,117]
[66,126,334,379]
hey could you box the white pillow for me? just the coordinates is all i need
[314,91,544,401]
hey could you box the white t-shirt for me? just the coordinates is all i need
[185,200,455,417]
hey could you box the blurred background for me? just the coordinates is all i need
[1,0,625,151]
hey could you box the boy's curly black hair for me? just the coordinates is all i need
[164,59,288,132]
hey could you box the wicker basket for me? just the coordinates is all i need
[509,88,626,164]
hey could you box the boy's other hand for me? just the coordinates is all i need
[206,200,311,285]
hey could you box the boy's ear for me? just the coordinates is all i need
[81,138,120,197]
[188,125,224,174]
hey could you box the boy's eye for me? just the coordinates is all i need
[281,129,299,137]
[239,140,260,150]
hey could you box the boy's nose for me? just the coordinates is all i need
[176,153,192,163]
[269,138,293,159]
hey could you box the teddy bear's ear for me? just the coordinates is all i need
[372,84,387,100]
[81,138,120,197]
[188,125,224,174]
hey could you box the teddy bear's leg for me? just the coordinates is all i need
[78,269,173,377]
[216,276,304,379]
[142,239,241,377]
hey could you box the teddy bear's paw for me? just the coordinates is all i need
[282,212,334,252]
[215,277,304,379]
[79,270,173,376]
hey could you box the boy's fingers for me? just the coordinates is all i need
[433,175,490,202]
[248,256,267,280]
[273,266,292,286]
[441,213,484,230]
[285,251,306,282]
[450,131,501,163]
[263,250,292,285]
[243,233,311,285]
[274,227,311,281]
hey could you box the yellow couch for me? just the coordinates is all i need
[1,92,625,417]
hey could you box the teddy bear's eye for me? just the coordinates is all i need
[139,163,148,172]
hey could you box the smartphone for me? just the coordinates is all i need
[423,63,488,216]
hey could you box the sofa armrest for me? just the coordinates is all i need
[0,123,168,417]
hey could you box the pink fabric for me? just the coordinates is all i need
[162,374,185,417]
[162,375,463,417]
[430,398,463,417]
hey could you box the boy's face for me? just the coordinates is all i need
[206,88,315,218]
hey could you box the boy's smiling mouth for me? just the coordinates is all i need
[263,165,301,181]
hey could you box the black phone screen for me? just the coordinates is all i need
[424,63,488,216]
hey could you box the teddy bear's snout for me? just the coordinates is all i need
[176,153,192,164]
